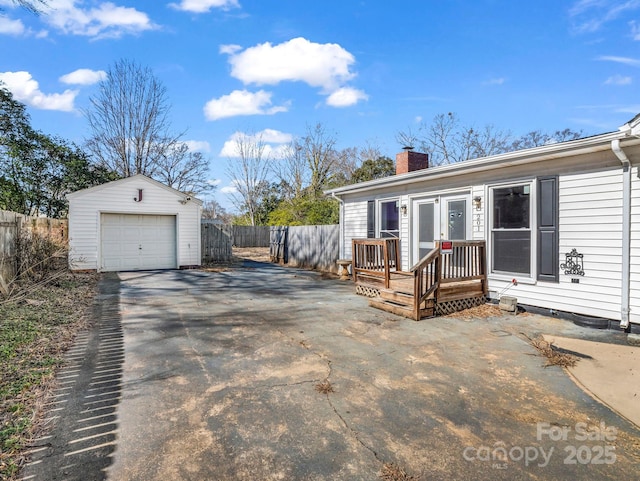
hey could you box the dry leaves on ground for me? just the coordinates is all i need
[314,380,334,394]
[380,463,418,481]
[527,335,578,368]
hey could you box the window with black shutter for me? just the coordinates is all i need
[537,176,559,282]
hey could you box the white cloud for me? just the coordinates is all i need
[615,104,640,113]
[42,0,157,39]
[569,0,640,34]
[631,20,640,40]
[220,184,238,194]
[219,43,242,55]
[168,0,239,13]
[203,89,288,121]
[259,128,293,144]
[221,37,368,108]
[483,77,506,85]
[326,87,368,107]
[0,16,25,35]
[596,55,640,66]
[0,71,78,111]
[224,37,357,91]
[207,178,221,186]
[604,74,632,85]
[59,68,106,85]
[184,140,211,152]
[219,129,293,158]
[414,116,422,123]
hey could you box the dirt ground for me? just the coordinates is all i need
[234,246,271,262]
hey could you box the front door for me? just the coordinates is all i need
[412,194,469,264]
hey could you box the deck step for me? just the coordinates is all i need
[368,298,435,320]
[379,288,413,306]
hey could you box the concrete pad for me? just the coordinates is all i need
[543,335,640,428]
[628,333,640,347]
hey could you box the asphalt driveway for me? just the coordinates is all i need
[24,261,640,480]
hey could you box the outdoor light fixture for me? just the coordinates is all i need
[473,196,482,210]
[400,204,407,216]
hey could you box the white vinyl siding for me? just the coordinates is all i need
[471,185,485,241]
[489,170,623,320]
[342,199,369,259]
[630,166,640,325]
[68,176,201,271]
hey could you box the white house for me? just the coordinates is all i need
[325,115,640,330]
[67,174,202,272]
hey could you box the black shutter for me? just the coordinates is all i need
[537,176,559,282]
[367,200,376,238]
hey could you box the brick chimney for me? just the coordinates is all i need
[396,148,429,175]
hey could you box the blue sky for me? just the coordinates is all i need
[1,0,639,209]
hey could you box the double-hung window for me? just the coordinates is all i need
[490,183,532,275]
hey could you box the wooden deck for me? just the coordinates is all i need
[352,239,488,320]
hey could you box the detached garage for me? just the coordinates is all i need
[67,175,202,272]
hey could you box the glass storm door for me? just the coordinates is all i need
[444,197,467,241]
[413,199,439,262]
[413,195,470,264]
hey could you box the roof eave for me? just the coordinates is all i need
[325,129,630,197]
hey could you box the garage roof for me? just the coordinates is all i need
[67,174,203,205]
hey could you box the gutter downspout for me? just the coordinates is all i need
[331,192,345,259]
[611,139,631,329]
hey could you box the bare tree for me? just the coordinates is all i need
[398,113,583,166]
[334,141,382,182]
[6,0,47,13]
[154,143,212,195]
[397,113,512,166]
[511,128,583,150]
[201,199,230,222]
[225,132,272,226]
[301,123,338,194]
[85,59,181,179]
[273,140,308,200]
[395,126,420,151]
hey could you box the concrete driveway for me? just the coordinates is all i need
[24,261,640,480]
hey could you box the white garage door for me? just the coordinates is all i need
[101,214,177,271]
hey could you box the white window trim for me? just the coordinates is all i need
[377,197,400,238]
[487,180,537,282]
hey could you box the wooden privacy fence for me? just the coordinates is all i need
[231,225,270,247]
[200,223,340,271]
[201,222,233,263]
[0,210,68,290]
[270,225,340,273]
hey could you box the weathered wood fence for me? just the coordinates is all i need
[200,223,340,271]
[201,222,233,263]
[0,210,68,290]
[270,225,340,273]
[232,225,270,247]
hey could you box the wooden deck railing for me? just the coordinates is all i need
[411,248,440,320]
[352,237,400,288]
[353,238,487,319]
[439,241,487,285]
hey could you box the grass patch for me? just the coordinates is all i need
[0,272,97,480]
